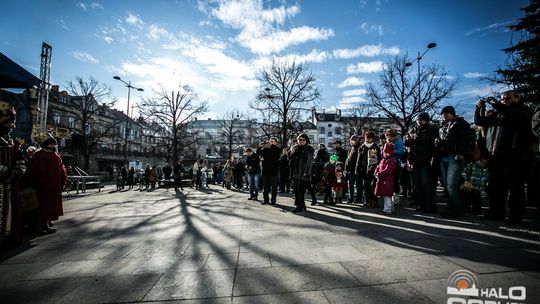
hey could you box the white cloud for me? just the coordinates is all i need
[207,0,333,54]
[78,2,103,11]
[104,36,113,43]
[453,84,507,98]
[333,44,400,59]
[90,2,103,10]
[464,72,487,78]
[466,21,512,36]
[126,13,144,27]
[347,61,384,74]
[359,22,384,35]
[69,51,99,64]
[240,26,334,55]
[276,49,329,64]
[338,77,368,88]
[342,89,367,97]
[339,96,365,104]
[146,24,172,41]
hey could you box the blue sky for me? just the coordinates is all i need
[1,0,528,119]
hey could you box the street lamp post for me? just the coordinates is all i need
[113,76,143,164]
[406,42,437,108]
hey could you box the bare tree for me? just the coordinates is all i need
[140,82,208,163]
[65,76,117,172]
[218,110,247,159]
[251,60,320,147]
[341,105,379,138]
[366,55,457,134]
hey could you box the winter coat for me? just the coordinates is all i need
[322,162,336,187]
[436,117,472,157]
[223,164,234,183]
[290,144,315,181]
[245,153,261,175]
[311,148,329,180]
[357,143,381,176]
[387,137,405,164]
[259,145,281,176]
[344,143,362,174]
[278,154,290,177]
[475,102,534,157]
[405,124,439,165]
[374,157,397,197]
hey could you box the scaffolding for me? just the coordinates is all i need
[37,42,52,133]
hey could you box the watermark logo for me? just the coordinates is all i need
[447,270,480,297]
[446,270,527,304]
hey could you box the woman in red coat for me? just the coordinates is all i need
[375,144,397,215]
[31,134,67,233]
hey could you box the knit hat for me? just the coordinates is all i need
[364,131,375,139]
[440,106,456,116]
[330,155,339,162]
[350,135,359,142]
[418,112,430,122]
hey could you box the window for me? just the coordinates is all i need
[327,131,332,137]
[328,123,332,127]
[309,135,314,143]
[318,127,325,134]
[68,117,75,128]
[53,113,60,124]
[319,138,325,144]
[335,127,341,135]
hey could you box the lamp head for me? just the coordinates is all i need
[427,42,437,49]
[137,88,144,92]
[113,76,121,80]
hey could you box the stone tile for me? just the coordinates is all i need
[233,263,359,296]
[238,252,272,269]
[340,255,462,285]
[440,247,540,274]
[405,278,447,304]
[203,253,238,271]
[232,291,329,304]
[143,270,235,300]
[139,299,231,304]
[56,274,161,303]
[323,283,433,304]
[269,245,367,267]
[0,277,89,304]
[32,258,145,279]
[0,262,57,286]
[132,255,207,274]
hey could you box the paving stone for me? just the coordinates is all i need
[323,283,433,304]
[269,245,367,266]
[340,255,462,285]
[233,263,359,296]
[0,277,89,304]
[232,290,329,304]
[56,274,161,303]
[143,270,235,300]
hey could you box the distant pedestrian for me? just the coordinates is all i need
[128,167,135,189]
[289,133,314,213]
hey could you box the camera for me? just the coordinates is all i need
[481,96,498,105]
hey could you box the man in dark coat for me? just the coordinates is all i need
[405,112,439,213]
[289,133,314,213]
[475,91,535,224]
[259,137,281,205]
[345,135,363,204]
[436,106,473,218]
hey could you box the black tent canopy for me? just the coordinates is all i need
[0,52,40,88]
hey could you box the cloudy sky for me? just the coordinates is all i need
[1,0,528,118]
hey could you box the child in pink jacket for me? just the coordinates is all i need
[374,144,397,215]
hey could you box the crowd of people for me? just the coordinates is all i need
[1,90,539,247]
[187,90,539,224]
[0,100,67,246]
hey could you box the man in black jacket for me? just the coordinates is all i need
[436,106,472,218]
[405,113,439,213]
[259,137,281,205]
[475,90,534,224]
